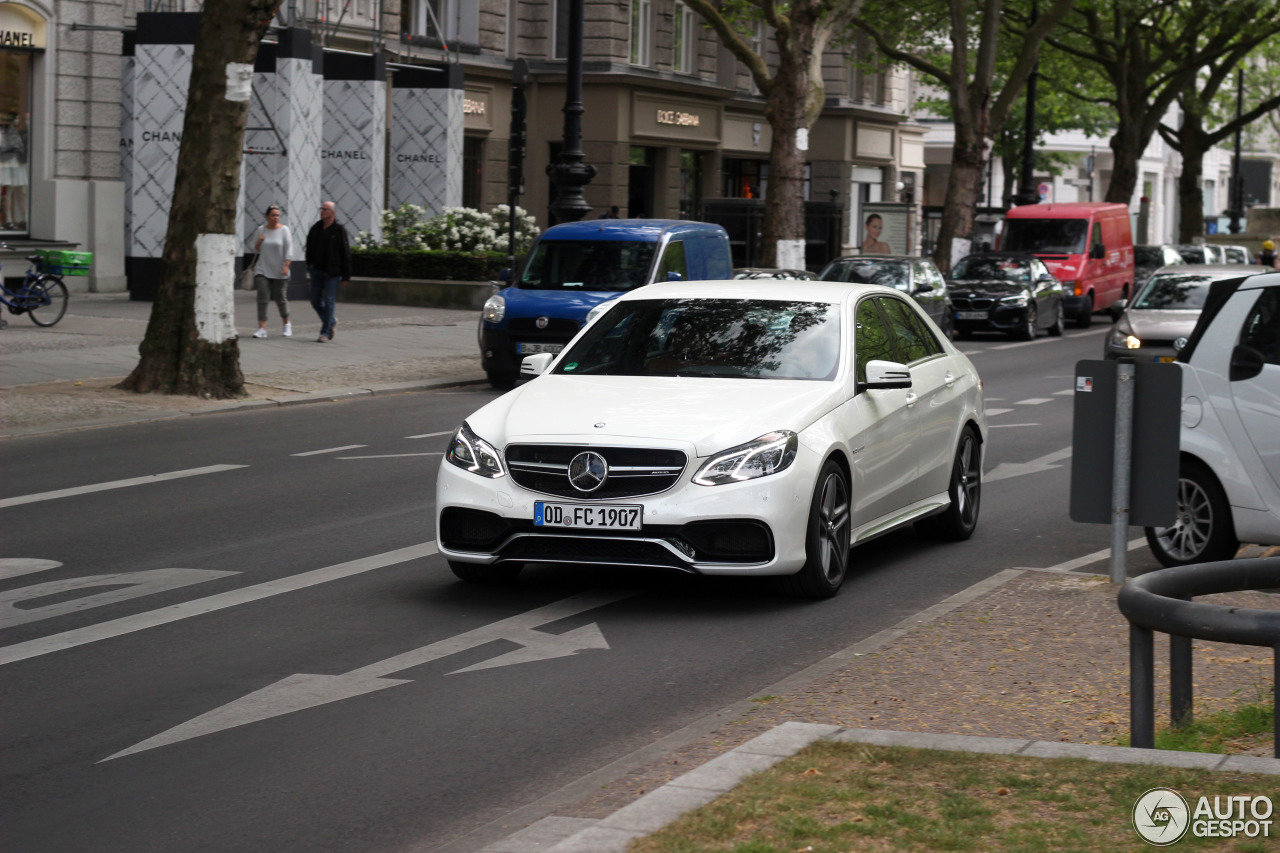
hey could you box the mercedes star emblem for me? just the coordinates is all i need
[568,451,608,492]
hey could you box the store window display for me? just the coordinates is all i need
[0,111,26,232]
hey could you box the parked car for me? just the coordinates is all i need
[1000,202,1135,327]
[1175,244,1226,265]
[1219,244,1254,265]
[1133,244,1185,288]
[818,254,953,338]
[1144,271,1280,567]
[439,279,988,598]
[946,252,1066,340]
[1104,265,1254,362]
[733,268,818,280]
[479,219,733,389]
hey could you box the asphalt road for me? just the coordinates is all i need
[0,324,1161,853]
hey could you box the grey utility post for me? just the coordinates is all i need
[1110,362,1135,582]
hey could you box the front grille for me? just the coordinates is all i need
[506,317,581,342]
[506,444,687,498]
[952,297,994,311]
[502,535,688,569]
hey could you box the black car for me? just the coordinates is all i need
[947,252,1066,340]
[818,254,953,338]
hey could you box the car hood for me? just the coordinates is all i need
[948,280,1028,297]
[470,375,841,457]
[1124,309,1201,340]
[497,286,619,324]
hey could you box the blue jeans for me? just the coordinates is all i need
[308,268,339,338]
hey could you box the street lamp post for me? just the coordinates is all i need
[1228,69,1244,236]
[1013,0,1040,208]
[546,0,596,224]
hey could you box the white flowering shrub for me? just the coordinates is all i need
[353,204,539,255]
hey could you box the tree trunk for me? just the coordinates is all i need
[933,104,986,274]
[762,46,809,269]
[119,1,280,399]
[1104,119,1145,205]
[1174,114,1211,243]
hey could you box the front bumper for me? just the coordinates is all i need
[1062,294,1091,318]
[436,449,816,576]
[479,325,579,375]
[953,304,1030,333]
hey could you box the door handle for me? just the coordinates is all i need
[905,392,918,407]
[945,372,955,387]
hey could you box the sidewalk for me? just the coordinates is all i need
[2,292,1276,852]
[0,290,486,436]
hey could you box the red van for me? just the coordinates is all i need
[999,202,1135,327]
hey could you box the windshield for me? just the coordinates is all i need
[951,257,1031,282]
[1177,247,1208,264]
[554,298,841,380]
[1002,219,1087,254]
[821,259,910,288]
[1133,274,1219,310]
[520,240,658,291]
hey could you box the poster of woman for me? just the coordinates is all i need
[859,204,914,255]
[861,214,890,253]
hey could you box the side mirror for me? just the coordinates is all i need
[666,271,683,282]
[913,282,934,294]
[1229,345,1265,382]
[1090,244,1106,260]
[860,359,912,392]
[520,352,555,377]
[1109,298,1127,320]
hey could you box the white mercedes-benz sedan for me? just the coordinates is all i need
[437,280,987,597]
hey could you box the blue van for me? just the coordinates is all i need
[479,219,733,388]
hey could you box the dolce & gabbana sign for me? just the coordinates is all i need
[656,109,700,127]
[633,94,719,143]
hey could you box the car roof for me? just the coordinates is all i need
[826,254,922,263]
[613,278,898,305]
[956,252,1037,262]
[1153,264,1260,275]
[538,219,722,241]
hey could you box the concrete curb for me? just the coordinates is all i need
[487,723,1279,853]
[0,375,489,439]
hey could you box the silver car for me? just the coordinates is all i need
[1103,265,1258,362]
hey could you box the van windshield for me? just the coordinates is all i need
[1002,219,1087,254]
[520,240,658,291]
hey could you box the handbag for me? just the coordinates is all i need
[239,254,259,291]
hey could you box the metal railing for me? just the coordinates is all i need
[1116,557,1280,757]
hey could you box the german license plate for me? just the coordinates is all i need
[535,502,642,530]
[956,311,988,321]
[517,342,564,354]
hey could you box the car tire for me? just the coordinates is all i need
[448,560,524,583]
[940,311,956,341]
[956,328,973,341]
[915,426,981,540]
[1047,301,1065,337]
[777,459,851,599]
[1144,460,1239,568]
[486,369,517,390]
[1014,305,1037,341]
[1075,295,1093,329]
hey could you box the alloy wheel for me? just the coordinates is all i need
[1153,478,1214,561]
[817,470,851,584]
[955,433,980,529]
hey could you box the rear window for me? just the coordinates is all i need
[520,240,658,291]
[1135,247,1165,266]
[1002,219,1087,254]
[951,257,1031,282]
[821,259,910,287]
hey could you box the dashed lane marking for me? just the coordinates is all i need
[291,445,367,456]
[985,408,1014,416]
[337,453,445,459]
[1015,398,1053,405]
[406,430,453,440]
[0,465,248,509]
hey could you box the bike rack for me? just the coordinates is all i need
[1117,557,1280,756]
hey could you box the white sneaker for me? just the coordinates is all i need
[283,322,292,337]
[253,328,267,339]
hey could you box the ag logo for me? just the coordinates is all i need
[1133,787,1190,845]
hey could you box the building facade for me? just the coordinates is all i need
[3,0,924,295]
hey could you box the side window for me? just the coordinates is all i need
[879,297,935,362]
[656,240,687,281]
[1091,222,1105,255]
[927,263,946,291]
[1240,287,1280,366]
[855,298,895,383]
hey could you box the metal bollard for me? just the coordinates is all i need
[1130,623,1155,749]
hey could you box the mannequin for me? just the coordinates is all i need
[0,113,28,231]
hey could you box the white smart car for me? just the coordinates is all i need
[1145,271,1280,566]
[437,280,987,597]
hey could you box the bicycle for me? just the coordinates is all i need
[0,242,70,327]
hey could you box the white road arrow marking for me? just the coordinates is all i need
[103,589,632,762]
[985,446,1072,483]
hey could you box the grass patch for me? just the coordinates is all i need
[1113,700,1275,755]
[627,741,1278,853]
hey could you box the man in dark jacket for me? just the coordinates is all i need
[305,200,352,342]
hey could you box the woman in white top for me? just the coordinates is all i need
[249,205,293,338]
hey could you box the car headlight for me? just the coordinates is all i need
[585,299,615,326]
[445,422,505,478]
[482,293,506,324]
[1000,294,1028,307]
[1108,322,1140,349]
[693,430,798,486]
